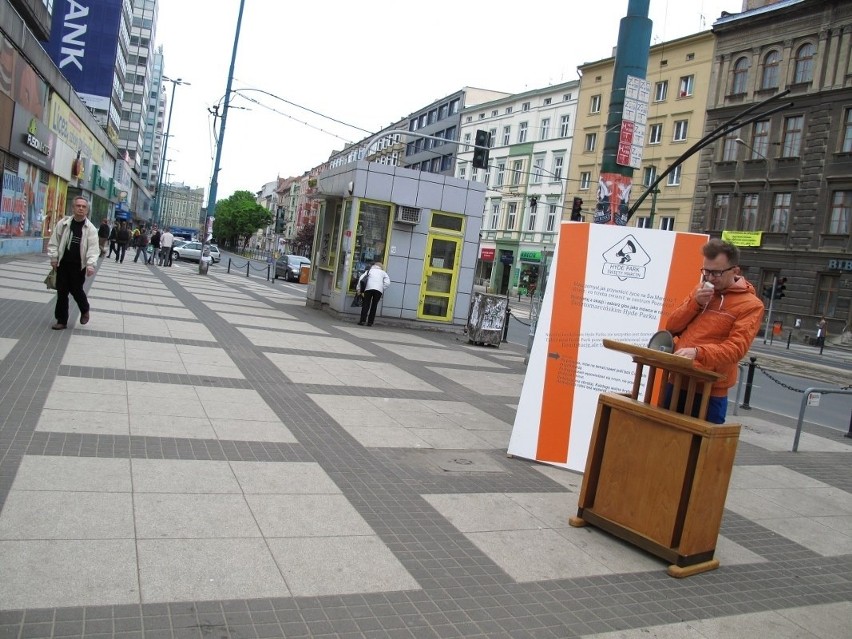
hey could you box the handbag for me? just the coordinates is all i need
[44,268,57,290]
[351,293,363,307]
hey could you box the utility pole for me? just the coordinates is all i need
[200,0,245,274]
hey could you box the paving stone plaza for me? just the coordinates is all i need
[0,255,849,638]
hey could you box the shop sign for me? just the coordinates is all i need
[520,250,541,262]
[827,259,852,271]
[10,106,55,171]
[480,248,495,261]
[499,252,514,265]
[721,230,762,247]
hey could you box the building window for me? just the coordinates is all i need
[463,132,471,148]
[654,81,668,102]
[491,110,498,117]
[546,204,557,232]
[751,120,770,159]
[816,274,839,316]
[496,162,505,186]
[563,93,572,101]
[636,217,652,228]
[673,120,688,142]
[712,194,730,230]
[649,123,662,144]
[580,172,591,190]
[428,109,437,124]
[507,202,517,229]
[438,104,448,120]
[531,157,544,184]
[560,114,571,137]
[781,115,803,157]
[844,109,852,153]
[585,133,597,152]
[666,165,682,186]
[544,97,552,105]
[659,217,675,231]
[731,57,749,94]
[769,193,791,232]
[511,160,523,186]
[829,191,851,234]
[489,128,496,147]
[502,126,511,146]
[540,118,550,140]
[490,202,500,229]
[552,156,564,180]
[722,133,739,161]
[678,75,694,97]
[522,102,530,111]
[590,94,602,113]
[527,206,537,231]
[740,194,759,230]
[761,50,780,89]
[449,98,460,114]
[458,166,466,181]
[506,106,513,114]
[794,43,815,84]
[643,165,657,187]
[518,122,528,143]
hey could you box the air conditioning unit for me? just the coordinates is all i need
[395,206,421,224]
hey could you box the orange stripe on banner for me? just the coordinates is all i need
[651,233,708,404]
[536,223,590,463]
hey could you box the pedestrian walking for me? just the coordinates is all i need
[159,227,174,266]
[115,221,131,263]
[816,317,827,349]
[97,218,110,257]
[107,223,118,258]
[148,226,160,264]
[357,262,391,326]
[46,196,99,330]
[133,227,149,262]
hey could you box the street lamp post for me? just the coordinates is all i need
[201,0,246,274]
[152,76,190,227]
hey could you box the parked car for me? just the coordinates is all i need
[172,241,220,263]
[274,255,311,282]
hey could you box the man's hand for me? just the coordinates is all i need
[674,347,699,359]
[694,282,714,307]
[85,265,95,277]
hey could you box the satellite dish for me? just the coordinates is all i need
[647,330,674,353]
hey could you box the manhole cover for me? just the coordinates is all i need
[433,451,506,473]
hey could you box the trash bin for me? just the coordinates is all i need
[466,292,507,347]
[299,264,310,284]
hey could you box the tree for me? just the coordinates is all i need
[211,190,272,250]
[294,222,315,255]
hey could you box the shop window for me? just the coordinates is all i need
[431,212,464,233]
[350,201,390,292]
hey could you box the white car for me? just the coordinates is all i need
[172,241,221,263]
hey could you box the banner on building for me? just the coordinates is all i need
[507,223,709,472]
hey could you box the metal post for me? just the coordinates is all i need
[200,0,245,274]
[732,365,745,417]
[739,356,757,409]
[152,77,189,227]
[786,329,792,350]
[502,303,511,343]
[763,275,776,344]
[846,410,852,439]
[246,262,250,278]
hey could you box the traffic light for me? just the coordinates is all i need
[774,277,787,299]
[571,197,583,221]
[472,129,490,169]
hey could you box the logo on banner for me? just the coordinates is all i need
[602,235,650,281]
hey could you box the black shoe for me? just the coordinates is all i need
[367,323,373,326]
[358,322,365,326]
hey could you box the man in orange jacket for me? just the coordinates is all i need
[665,239,765,423]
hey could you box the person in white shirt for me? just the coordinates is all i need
[357,262,390,326]
[159,228,175,266]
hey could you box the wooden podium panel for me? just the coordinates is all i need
[569,341,740,578]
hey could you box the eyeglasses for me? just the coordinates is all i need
[700,266,736,278]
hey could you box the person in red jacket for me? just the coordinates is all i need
[665,239,765,424]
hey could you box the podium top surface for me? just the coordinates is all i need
[602,339,722,383]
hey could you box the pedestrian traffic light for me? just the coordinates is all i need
[571,197,583,221]
[774,277,787,299]
[472,129,490,169]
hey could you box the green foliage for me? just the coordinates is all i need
[295,222,315,251]
[211,190,273,248]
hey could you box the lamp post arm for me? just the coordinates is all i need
[626,97,793,220]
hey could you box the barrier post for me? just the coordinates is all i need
[846,409,852,439]
[227,258,231,274]
[502,305,511,343]
[739,356,757,410]
[246,262,250,278]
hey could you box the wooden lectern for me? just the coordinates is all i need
[568,340,740,578]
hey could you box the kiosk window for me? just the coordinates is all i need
[351,202,390,292]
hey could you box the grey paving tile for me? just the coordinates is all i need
[230,461,341,494]
[0,491,134,539]
[133,493,261,538]
[246,494,375,537]
[131,459,241,493]
[9,456,131,492]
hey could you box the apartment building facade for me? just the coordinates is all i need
[567,31,716,234]
[691,0,852,338]
[457,81,580,295]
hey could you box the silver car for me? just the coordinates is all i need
[172,241,220,263]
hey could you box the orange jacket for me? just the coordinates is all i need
[666,277,765,396]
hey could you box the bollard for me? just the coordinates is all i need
[846,410,852,439]
[739,356,757,410]
[267,264,271,281]
[227,258,232,274]
[786,330,792,350]
[502,305,511,343]
[246,262,250,278]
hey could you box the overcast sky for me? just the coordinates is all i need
[155,0,740,203]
